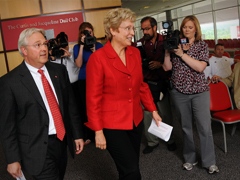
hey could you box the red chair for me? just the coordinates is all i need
[223,39,229,48]
[228,39,234,48]
[233,39,239,48]
[209,80,240,153]
[234,50,240,55]
[223,52,230,58]
[234,55,240,61]
[209,54,215,58]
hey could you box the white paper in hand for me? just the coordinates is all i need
[16,171,26,180]
[148,119,173,142]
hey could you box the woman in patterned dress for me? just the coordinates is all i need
[163,15,219,174]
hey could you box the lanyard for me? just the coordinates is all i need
[143,33,159,55]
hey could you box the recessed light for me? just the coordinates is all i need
[144,6,150,9]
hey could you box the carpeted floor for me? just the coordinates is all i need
[1,119,240,180]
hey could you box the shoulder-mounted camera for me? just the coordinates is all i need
[162,21,189,49]
[48,38,64,59]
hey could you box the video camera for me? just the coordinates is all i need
[83,30,96,48]
[57,32,68,48]
[48,32,69,58]
[48,38,64,59]
[162,21,189,49]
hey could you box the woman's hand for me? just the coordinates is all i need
[163,49,172,71]
[95,130,106,150]
[60,47,71,57]
[81,35,86,45]
[152,111,162,127]
[171,44,184,57]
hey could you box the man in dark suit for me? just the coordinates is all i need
[0,28,84,180]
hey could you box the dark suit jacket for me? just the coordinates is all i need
[0,61,83,175]
[85,41,156,131]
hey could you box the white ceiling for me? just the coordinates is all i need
[121,0,206,18]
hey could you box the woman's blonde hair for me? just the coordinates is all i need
[180,15,202,42]
[103,8,136,41]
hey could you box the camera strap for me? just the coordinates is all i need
[143,33,159,55]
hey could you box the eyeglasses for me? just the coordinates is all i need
[141,27,152,31]
[27,42,48,49]
[120,26,136,32]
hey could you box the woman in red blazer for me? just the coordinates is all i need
[86,8,162,180]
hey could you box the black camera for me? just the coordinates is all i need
[83,30,96,48]
[162,21,189,49]
[48,38,64,59]
[57,32,68,48]
[136,42,151,70]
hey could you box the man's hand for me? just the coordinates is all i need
[7,162,22,179]
[75,139,84,154]
[234,58,240,63]
[148,61,162,70]
[210,75,222,82]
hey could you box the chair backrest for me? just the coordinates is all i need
[234,50,240,55]
[234,55,240,60]
[209,54,215,58]
[223,52,230,58]
[209,80,233,111]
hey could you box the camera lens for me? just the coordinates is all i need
[163,23,169,29]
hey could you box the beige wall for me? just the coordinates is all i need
[0,0,120,76]
[85,9,112,38]
[0,53,7,77]
[83,0,121,9]
[0,0,40,19]
[42,0,82,14]
[7,52,23,71]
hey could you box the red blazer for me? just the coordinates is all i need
[85,41,156,131]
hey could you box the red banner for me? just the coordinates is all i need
[1,12,83,51]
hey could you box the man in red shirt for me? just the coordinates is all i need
[136,16,176,154]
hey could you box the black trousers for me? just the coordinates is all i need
[78,79,95,141]
[32,135,67,180]
[103,121,143,180]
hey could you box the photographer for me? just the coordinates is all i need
[48,32,79,84]
[162,15,219,174]
[136,16,176,154]
[73,22,103,145]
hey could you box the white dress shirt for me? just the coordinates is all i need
[25,61,57,135]
[204,56,234,79]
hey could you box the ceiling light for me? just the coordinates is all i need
[143,6,150,9]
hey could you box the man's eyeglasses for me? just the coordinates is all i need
[27,42,48,49]
[120,26,136,32]
[141,27,152,31]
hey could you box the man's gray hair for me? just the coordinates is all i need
[18,28,45,56]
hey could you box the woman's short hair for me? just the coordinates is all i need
[18,28,45,56]
[180,15,202,42]
[104,8,136,41]
[78,22,94,44]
